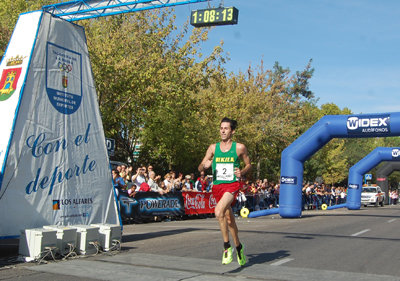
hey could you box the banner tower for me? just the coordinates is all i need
[0,11,118,238]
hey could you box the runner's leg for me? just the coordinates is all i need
[215,192,235,244]
[225,206,240,247]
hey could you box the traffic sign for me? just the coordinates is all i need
[105,138,115,156]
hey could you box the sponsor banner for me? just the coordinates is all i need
[346,114,391,136]
[52,197,93,222]
[392,148,400,159]
[118,192,185,220]
[0,11,42,178]
[377,177,386,181]
[280,176,297,185]
[183,192,217,215]
[0,12,118,238]
[348,183,359,189]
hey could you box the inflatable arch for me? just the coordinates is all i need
[250,112,400,219]
[376,162,400,203]
[347,147,400,209]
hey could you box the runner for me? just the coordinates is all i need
[198,117,251,266]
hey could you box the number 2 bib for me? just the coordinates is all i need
[215,163,234,181]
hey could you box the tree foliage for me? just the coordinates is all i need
[194,60,315,180]
[0,0,53,60]
[2,4,398,185]
[82,10,226,174]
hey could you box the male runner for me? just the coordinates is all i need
[198,117,251,266]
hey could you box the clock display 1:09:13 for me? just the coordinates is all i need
[190,7,239,27]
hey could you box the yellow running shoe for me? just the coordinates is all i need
[237,245,247,266]
[222,247,233,265]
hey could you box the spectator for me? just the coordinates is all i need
[330,185,337,206]
[159,180,170,193]
[167,171,179,192]
[116,165,122,174]
[126,166,134,182]
[127,185,136,197]
[273,183,280,207]
[131,167,147,189]
[257,184,267,209]
[195,171,208,192]
[392,190,398,205]
[182,175,193,191]
[120,170,130,184]
[174,172,183,191]
[163,173,173,192]
[263,183,274,209]
[190,173,196,188]
[148,170,164,194]
[237,190,247,210]
[142,165,149,180]
[206,175,213,192]
[302,182,312,209]
[335,186,342,204]
[340,187,347,204]
[120,164,127,175]
[112,169,126,196]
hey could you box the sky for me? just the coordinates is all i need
[173,0,400,114]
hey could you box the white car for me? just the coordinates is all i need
[361,186,385,207]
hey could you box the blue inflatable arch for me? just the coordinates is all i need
[347,147,400,209]
[269,112,400,218]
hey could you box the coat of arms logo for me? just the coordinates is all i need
[0,55,24,101]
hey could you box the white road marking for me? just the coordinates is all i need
[270,258,294,266]
[351,229,370,236]
[387,218,397,223]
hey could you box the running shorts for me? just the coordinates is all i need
[212,181,241,206]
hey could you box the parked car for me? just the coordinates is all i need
[361,185,385,207]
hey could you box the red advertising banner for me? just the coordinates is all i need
[182,192,217,215]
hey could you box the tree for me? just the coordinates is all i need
[0,0,53,60]
[194,60,316,180]
[322,139,348,185]
[83,10,226,173]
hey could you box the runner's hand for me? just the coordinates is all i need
[203,160,212,170]
[234,167,241,178]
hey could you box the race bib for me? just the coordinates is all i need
[216,163,234,181]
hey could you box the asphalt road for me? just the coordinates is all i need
[1,204,399,280]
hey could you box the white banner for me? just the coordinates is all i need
[0,11,118,238]
[0,11,42,178]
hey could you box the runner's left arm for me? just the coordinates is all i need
[235,143,251,178]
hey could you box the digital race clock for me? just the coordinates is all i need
[190,7,239,27]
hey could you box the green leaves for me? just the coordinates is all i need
[3,5,379,184]
[82,10,224,172]
[82,10,321,176]
[0,0,53,59]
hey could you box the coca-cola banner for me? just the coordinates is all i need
[182,192,217,215]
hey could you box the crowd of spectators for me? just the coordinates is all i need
[111,164,213,197]
[111,163,349,215]
[302,182,347,210]
[235,180,348,213]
